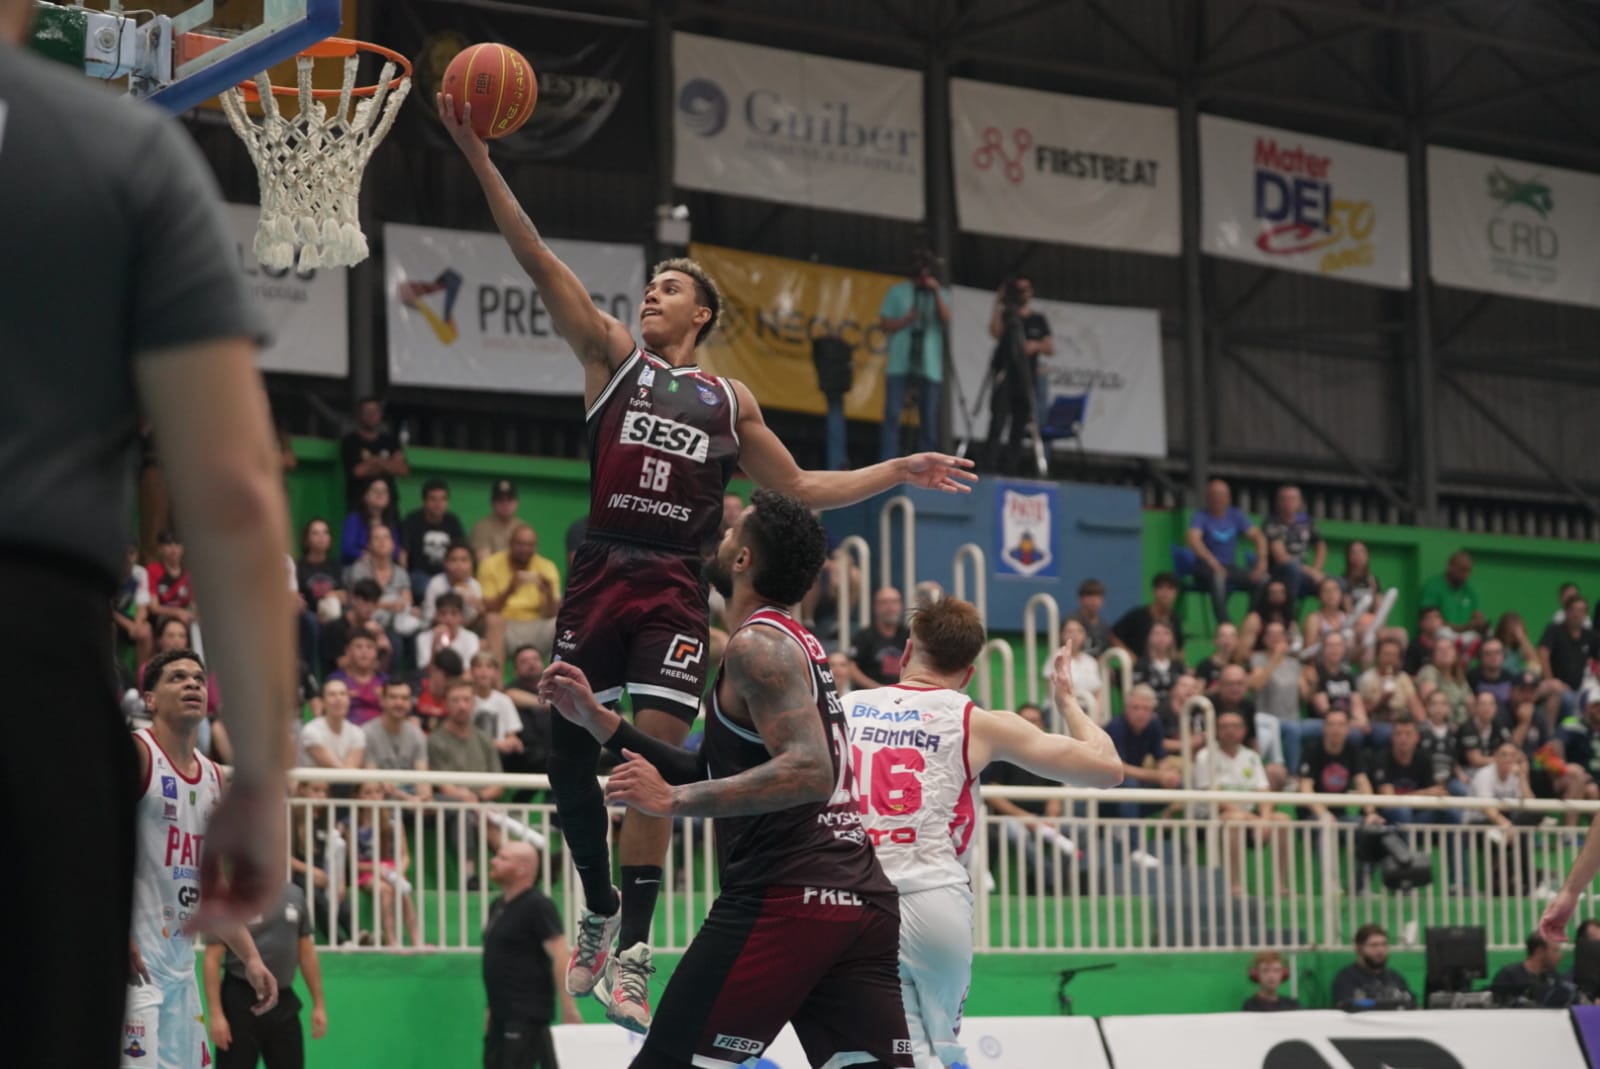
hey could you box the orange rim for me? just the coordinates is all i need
[180,34,412,100]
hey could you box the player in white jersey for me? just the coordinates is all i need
[125,649,278,1069]
[843,598,1122,1069]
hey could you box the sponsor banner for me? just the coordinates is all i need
[949,287,1166,459]
[995,481,1059,579]
[1200,115,1410,289]
[385,223,644,395]
[226,204,348,378]
[1099,1009,1583,1069]
[686,243,892,420]
[554,1017,1109,1068]
[1429,145,1600,308]
[673,32,924,220]
[951,79,1180,255]
[376,0,647,163]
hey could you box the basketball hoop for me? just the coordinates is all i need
[216,37,411,271]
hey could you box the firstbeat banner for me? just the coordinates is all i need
[1200,115,1410,289]
[951,79,1180,255]
[385,223,645,395]
[227,204,348,378]
[686,243,893,420]
[1429,144,1600,308]
[672,32,924,221]
[948,287,1167,459]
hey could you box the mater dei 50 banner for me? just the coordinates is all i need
[686,243,893,420]
[951,79,1180,255]
[1200,115,1410,289]
[1429,145,1600,308]
[673,32,924,220]
[385,223,645,394]
[227,204,348,378]
[949,287,1167,459]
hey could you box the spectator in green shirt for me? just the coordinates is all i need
[1420,550,1488,633]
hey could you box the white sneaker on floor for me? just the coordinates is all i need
[1130,850,1162,870]
[597,942,655,1034]
[566,889,621,997]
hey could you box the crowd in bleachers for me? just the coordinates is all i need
[116,402,1600,934]
[1010,477,1600,896]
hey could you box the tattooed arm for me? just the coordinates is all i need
[600,628,836,819]
[436,93,633,393]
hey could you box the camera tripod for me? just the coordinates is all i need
[957,303,1048,478]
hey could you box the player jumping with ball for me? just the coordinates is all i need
[439,91,976,1031]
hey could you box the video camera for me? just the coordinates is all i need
[999,275,1027,310]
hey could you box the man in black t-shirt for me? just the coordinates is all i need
[340,397,409,509]
[1331,925,1416,1010]
[982,276,1054,475]
[1261,485,1326,601]
[1298,709,1378,823]
[1540,596,1599,714]
[400,477,468,597]
[845,586,910,687]
[1110,572,1185,658]
[1490,932,1564,1006]
[1369,717,1456,826]
[1455,692,1509,776]
[483,842,579,1069]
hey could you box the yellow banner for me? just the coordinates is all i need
[688,243,897,421]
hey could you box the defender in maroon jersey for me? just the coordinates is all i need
[542,491,911,1069]
[442,94,974,1031]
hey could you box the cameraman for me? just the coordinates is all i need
[983,276,1054,475]
[877,251,952,462]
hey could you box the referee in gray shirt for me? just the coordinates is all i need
[204,885,330,1068]
[0,4,297,1065]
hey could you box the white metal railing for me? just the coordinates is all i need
[951,541,987,623]
[833,535,871,642]
[281,770,1600,957]
[974,636,1015,713]
[1021,592,1060,710]
[878,494,915,599]
[1100,647,1134,715]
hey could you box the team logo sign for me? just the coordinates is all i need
[996,485,1058,579]
[160,776,177,800]
[664,635,705,670]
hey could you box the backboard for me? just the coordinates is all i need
[31,0,341,112]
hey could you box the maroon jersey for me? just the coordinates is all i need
[584,348,740,554]
[704,607,897,901]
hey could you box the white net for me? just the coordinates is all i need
[220,53,410,271]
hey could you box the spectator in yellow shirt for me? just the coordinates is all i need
[480,523,562,662]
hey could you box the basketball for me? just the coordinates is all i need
[442,43,537,140]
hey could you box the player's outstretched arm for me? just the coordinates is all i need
[730,381,977,509]
[971,642,1122,787]
[436,94,634,390]
[649,628,834,818]
[970,704,1123,788]
[1541,809,1600,945]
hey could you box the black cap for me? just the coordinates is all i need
[1514,670,1540,689]
[491,479,517,502]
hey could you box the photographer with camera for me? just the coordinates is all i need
[983,276,1054,475]
[877,251,952,462]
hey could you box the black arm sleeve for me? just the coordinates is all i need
[604,718,707,786]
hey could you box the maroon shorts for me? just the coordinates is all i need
[551,539,709,723]
[634,885,912,1069]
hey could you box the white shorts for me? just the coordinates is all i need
[897,883,975,1069]
[123,976,208,1069]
